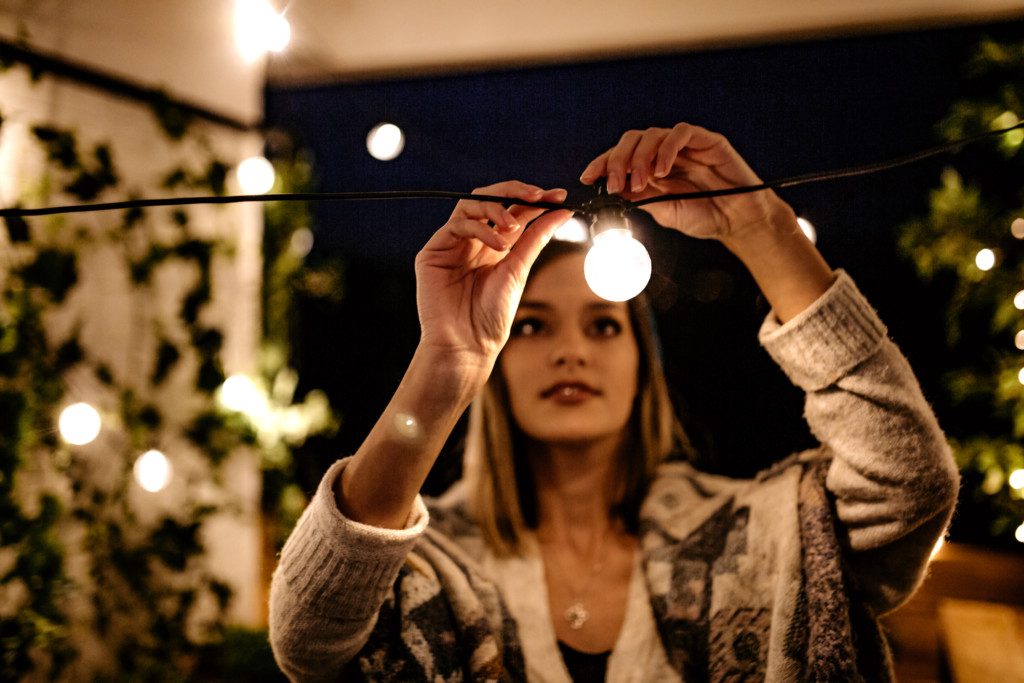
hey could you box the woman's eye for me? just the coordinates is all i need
[590,317,622,337]
[511,318,544,337]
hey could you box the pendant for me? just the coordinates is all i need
[565,601,590,630]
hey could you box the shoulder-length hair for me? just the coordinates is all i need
[462,240,695,556]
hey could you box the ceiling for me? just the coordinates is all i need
[268,0,1024,85]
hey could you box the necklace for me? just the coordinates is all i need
[557,529,608,630]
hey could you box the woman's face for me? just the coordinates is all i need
[499,252,640,448]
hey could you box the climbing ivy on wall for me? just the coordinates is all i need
[0,57,332,680]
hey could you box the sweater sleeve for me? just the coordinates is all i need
[268,457,430,682]
[758,269,959,614]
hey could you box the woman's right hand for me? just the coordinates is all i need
[415,180,572,383]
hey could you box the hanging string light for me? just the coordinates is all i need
[133,449,172,493]
[366,123,405,161]
[58,402,101,445]
[236,156,276,194]
[234,0,290,63]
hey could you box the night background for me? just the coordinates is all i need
[267,19,1023,537]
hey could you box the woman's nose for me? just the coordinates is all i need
[550,331,588,367]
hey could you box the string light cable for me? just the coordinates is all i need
[2,120,1021,300]
[1,120,1020,220]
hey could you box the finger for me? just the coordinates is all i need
[656,123,761,185]
[453,181,544,221]
[605,130,643,194]
[499,209,574,279]
[579,150,611,186]
[508,187,568,226]
[445,217,511,252]
[629,128,670,193]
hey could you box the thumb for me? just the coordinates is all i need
[497,209,574,282]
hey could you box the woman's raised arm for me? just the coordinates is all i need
[337,181,572,529]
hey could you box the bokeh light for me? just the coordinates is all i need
[58,402,101,446]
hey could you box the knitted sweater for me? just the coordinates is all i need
[269,270,959,682]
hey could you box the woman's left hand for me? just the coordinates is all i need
[579,122,791,243]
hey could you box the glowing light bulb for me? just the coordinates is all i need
[234,0,290,62]
[584,228,651,302]
[1015,290,1024,310]
[133,450,171,493]
[366,123,405,161]
[1011,217,1024,240]
[1009,469,1024,490]
[796,217,816,244]
[975,248,995,271]
[1018,367,1024,385]
[290,227,314,257]
[218,374,269,419]
[58,402,101,445]
[552,216,590,243]
[236,156,275,194]
[1016,522,1024,544]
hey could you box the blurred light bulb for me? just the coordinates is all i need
[366,123,405,161]
[1015,290,1024,310]
[1016,330,1024,350]
[234,0,290,62]
[584,228,651,302]
[134,449,171,493]
[236,156,275,194]
[59,402,101,445]
[1009,469,1024,490]
[1018,367,1024,385]
[218,374,268,418]
[552,216,590,243]
[975,248,995,271]
[1016,522,1024,544]
[290,227,314,257]
[796,217,816,244]
[1012,217,1024,240]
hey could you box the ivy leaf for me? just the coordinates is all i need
[138,405,161,430]
[53,335,84,372]
[150,90,192,140]
[19,249,77,302]
[162,168,188,190]
[31,126,79,169]
[4,213,29,242]
[191,327,223,357]
[95,364,114,385]
[196,357,225,394]
[180,281,210,325]
[151,340,180,386]
[204,161,228,196]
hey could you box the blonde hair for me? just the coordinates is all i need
[463,241,695,556]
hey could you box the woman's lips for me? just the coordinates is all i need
[541,382,600,404]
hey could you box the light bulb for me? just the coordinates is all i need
[236,156,275,194]
[58,402,101,445]
[290,227,314,257]
[1009,469,1024,490]
[552,216,590,243]
[218,374,269,419]
[234,0,290,62]
[975,248,995,271]
[796,217,816,244]
[1016,522,1024,544]
[133,449,171,493]
[1015,290,1024,310]
[1012,217,1024,240]
[366,123,405,161]
[1018,367,1024,385]
[1016,330,1024,350]
[584,228,651,302]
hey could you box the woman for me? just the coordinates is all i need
[269,122,959,681]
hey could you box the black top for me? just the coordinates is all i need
[558,640,611,682]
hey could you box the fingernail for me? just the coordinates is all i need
[654,163,667,178]
[608,173,621,193]
[631,173,642,192]
[553,188,568,200]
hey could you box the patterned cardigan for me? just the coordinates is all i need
[269,270,959,682]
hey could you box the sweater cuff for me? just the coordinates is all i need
[758,269,887,392]
[276,457,429,617]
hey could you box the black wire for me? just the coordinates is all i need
[2,121,1020,219]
